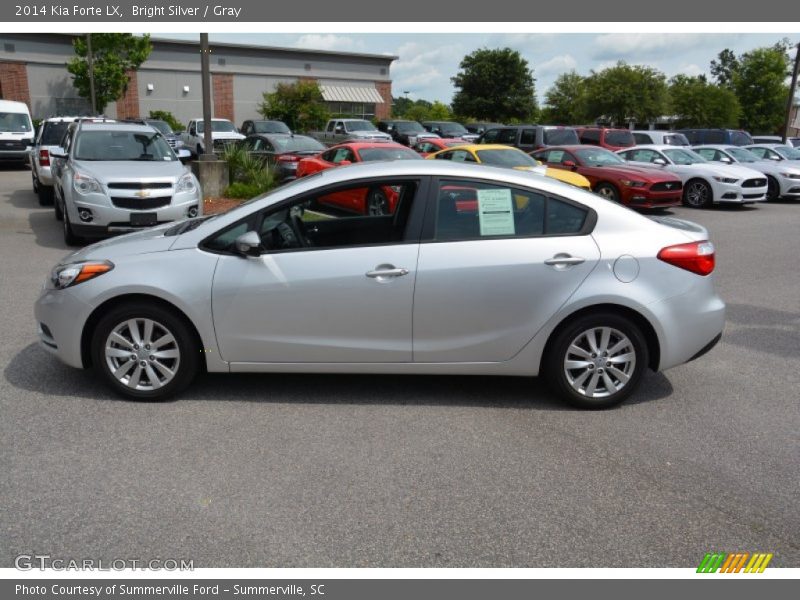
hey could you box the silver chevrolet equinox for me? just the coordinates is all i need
[50,120,199,245]
[35,160,725,409]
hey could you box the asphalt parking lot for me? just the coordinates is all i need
[1,163,798,568]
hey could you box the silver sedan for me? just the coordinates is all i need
[34,161,725,409]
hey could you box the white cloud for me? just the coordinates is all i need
[592,33,733,60]
[390,41,466,100]
[536,54,578,75]
[292,34,365,52]
[675,63,705,77]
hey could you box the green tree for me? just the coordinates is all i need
[66,33,152,114]
[668,75,741,128]
[451,47,537,122]
[427,101,453,120]
[148,110,185,132]
[258,81,331,133]
[732,44,791,133]
[584,61,668,125]
[542,71,590,124]
[392,96,413,118]
[710,49,740,89]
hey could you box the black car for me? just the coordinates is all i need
[421,121,479,141]
[479,125,580,152]
[241,133,325,182]
[376,119,433,146]
[465,122,504,135]
[240,120,292,136]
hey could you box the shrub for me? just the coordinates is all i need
[148,110,185,132]
[223,181,266,199]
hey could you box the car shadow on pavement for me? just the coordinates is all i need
[5,186,70,251]
[722,302,800,357]
[5,342,673,410]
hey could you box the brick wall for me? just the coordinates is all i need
[375,81,392,120]
[212,73,234,121]
[115,69,140,119]
[0,61,31,109]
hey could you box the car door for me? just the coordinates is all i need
[210,177,427,364]
[412,177,600,362]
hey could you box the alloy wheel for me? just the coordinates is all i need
[563,327,636,399]
[685,181,710,207]
[104,318,181,391]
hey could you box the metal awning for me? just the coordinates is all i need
[320,85,385,104]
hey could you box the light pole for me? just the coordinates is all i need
[199,33,214,161]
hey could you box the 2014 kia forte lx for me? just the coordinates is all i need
[34,161,725,409]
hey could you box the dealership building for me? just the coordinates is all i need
[0,33,396,125]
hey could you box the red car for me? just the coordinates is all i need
[575,127,636,151]
[296,142,421,215]
[412,138,468,157]
[531,145,683,208]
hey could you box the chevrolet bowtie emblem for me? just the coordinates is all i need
[134,189,151,198]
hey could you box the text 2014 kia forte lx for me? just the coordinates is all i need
[35,161,725,409]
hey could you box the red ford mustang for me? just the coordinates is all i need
[531,145,683,209]
[296,142,421,215]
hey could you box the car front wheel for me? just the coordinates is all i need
[91,302,200,401]
[683,179,712,208]
[544,312,649,409]
[594,182,620,202]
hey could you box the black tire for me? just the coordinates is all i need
[683,178,712,208]
[62,206,82,246]
[196,144,203,158]
[594,182,620,203]
[54,193,63,221]
[366,188,390,216]
[90,302,200,401]
[37,183,54,206]
[766,176,780,201]
[31,170,38,193]
[543,312,649,409]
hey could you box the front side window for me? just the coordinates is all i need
[624,149,663,164]
[725,147,759,163]
[196,120,237,134]
[482,129,500,143]
[497,129,518,144]
[543,128,580,145]
[633,132,653,144]
[775,145,800,159]
[344,120,377,132]
[356,147,420,162]
[433,180,589,242]
[520,129,536,145]
[604,130,635,147]
[573,148,625,166]
[663,148,706,165]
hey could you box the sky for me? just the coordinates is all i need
[161,33,797,105]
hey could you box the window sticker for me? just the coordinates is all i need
[477,188,515,236]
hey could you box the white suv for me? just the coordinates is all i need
[30,116,83,205]
[51,121,199,245]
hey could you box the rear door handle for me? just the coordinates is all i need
[544,254,586,267]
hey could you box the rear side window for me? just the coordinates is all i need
[604,130,634,147]
[41,121,70,145]
[664,134,689,146]
[705,130,725,144]
[433,179,589,242]
[633,132,652,144]
[520,129,536,145]
[544,128,579,145]
[579,129,600,144]
[497,129,518,144]
[730,131,753,146]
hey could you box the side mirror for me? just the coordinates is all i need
[234,231,262,257]
[50,148,67,158]
[720,156,733,163]
[338,159,352,166]
[177,148,191,159]
[335,126,344,134]
[653,158,667,166]
[562,160,577,168]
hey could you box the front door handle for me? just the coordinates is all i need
[366,265,409,280]
[544,254,586,268]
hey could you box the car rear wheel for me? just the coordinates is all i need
[54,193,63,221]
[91,303,200,401]
[683,179,712,208]
[594,182,620,202]
[544,312,648,409]
[766,176,780,201]
[37,181,54,206]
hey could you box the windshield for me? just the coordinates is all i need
[254,121,291,134]
[41,121,70,145]
[75,130,176,161]
[357,147,420,161]
[664,134,690,146]
[441,123,468,135]
[574,147,625,166]
[196,120,237,134]
[346,120,377,132]
[395,121,425,133]
[731,131,754,146]
[543,128,579,145]
[146,120,173,135]
[0,112,32,133]
[605,130,635,147]
[664,148,707,165]
[476,149,537,168]
[725,147,759,162]
[270,136,325,153]
[776,145,800,159]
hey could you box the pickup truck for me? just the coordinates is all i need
[310,119,391,146]
[180,118,245,156]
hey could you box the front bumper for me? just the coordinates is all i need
[713,180,767,203]
[623,189,682,208]
[777,175,800,197]
[0,149,30,161]
[34,286,94,369]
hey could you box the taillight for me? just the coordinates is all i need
[657,241,715,276]
[39,149,50,167]
[277,154,300,163]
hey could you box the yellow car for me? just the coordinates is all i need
[426,144,591,190]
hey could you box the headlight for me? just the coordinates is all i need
[780,172,800,179]
[48,260,114,290]
[621,179,646,187]
[175,173,196,194]
[712,176,738,184]
[73,172,103,195]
